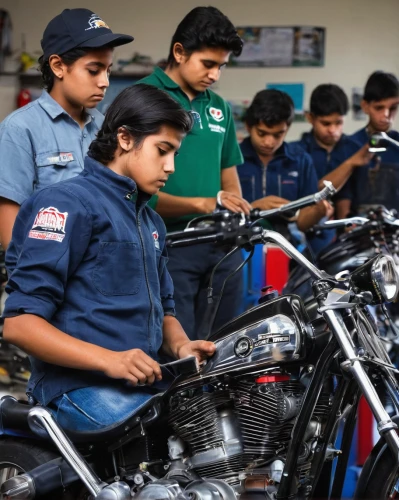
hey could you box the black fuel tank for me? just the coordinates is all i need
[202,295,310,376]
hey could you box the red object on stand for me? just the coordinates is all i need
[357,396,374,466]
[17,88,31,108]
[264,245,291,294]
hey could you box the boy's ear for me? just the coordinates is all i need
[361,99,370,115]
[172,43,186,64]
[117,127,134,152]
[305,112,314,125]
[48,55,65,80]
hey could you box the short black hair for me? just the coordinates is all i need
[363,71,399,102]
[88,84,193,164]
[39,48,92,92]
[310,84,349,116]
[167,6,243,66]
[245,89,295,128]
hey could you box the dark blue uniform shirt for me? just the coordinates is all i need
[349,127,399,212]
[291,132,362,252]
[237,137,318,202]
[237,137,327,254]
[292,131,360,198]
[3,156,175,405]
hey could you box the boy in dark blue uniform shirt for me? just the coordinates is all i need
[2,85,215,431]
[237,89,331,252]
[291,84,372,251]
[346,71,399,216]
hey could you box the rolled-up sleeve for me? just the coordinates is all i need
[4,187,93,320]
[0,122,36,205]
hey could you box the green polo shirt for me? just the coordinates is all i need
[138,67,243,231]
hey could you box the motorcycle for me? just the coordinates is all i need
[1,183,399,499]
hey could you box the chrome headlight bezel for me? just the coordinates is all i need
[371,254,399,302]
[350,254,399,303]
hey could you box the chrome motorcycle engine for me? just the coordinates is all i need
[168,373,328,487]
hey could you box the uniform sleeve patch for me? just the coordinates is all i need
[29,206,69,242]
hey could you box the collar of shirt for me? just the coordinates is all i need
[38,90,101,127]
[83,155,153,205]
[240,136,296,167]
[152,66,210,103]
[300,130,352,153]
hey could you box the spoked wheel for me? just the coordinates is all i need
[0,461,24,485]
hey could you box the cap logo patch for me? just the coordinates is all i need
[29,207,68,243]
[85,14,110,31]
[209,107,224,122]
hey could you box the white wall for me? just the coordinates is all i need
[1,0,399,140]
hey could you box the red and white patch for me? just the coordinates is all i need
[29,207,69,243]
[209,107,224,122]
[152,230,160,250]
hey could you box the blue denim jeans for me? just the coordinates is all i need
[49,384,160,431]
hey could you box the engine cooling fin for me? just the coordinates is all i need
[234,379,304,459]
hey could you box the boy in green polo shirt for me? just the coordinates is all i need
[139,6,251,340]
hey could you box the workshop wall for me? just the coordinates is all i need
[1,0,399,140]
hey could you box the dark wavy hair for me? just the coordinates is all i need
[167,6,243,66]
[38,48,91,92]
[245,89,295,128]
[310,84,349,117]
[88,84,193,164]
[363,71,399,102]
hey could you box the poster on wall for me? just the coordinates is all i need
[229,26,325,67]
[266,82,306,122]
[227,99,251,141]
[352,87,367,121]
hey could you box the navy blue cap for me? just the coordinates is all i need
[41,8,134,60]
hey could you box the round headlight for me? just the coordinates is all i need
[371,254,399,302]
[350,254,399,303]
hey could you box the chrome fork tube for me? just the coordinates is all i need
[28,406,107,497]
[323,309,399,459]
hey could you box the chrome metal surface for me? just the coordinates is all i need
[96,482,131,499]
[322,309,399,456]
[202,314,300,374]
[28,406,106,497]
[0,473,35,499]
[260,230,325,280]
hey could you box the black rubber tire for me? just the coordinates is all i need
[354,441,399,499]
[0,437,86,499]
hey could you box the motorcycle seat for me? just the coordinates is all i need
[0,393,163,447]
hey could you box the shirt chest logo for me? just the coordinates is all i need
[47,152,74,164]
[152,230,160,250]
[29,207,68,243]
[209,107,224,122]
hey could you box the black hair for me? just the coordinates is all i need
[245,89,295,128]
[310,84,349,116]
[363,70,399,102]
[88,83,193,164]
[167,6,243,66]
[38,48,91,92]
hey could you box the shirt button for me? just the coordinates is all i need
[83,134,87,138]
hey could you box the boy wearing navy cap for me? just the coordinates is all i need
[0,8,133,249]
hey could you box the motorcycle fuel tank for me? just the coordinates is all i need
[202,295,309,376]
